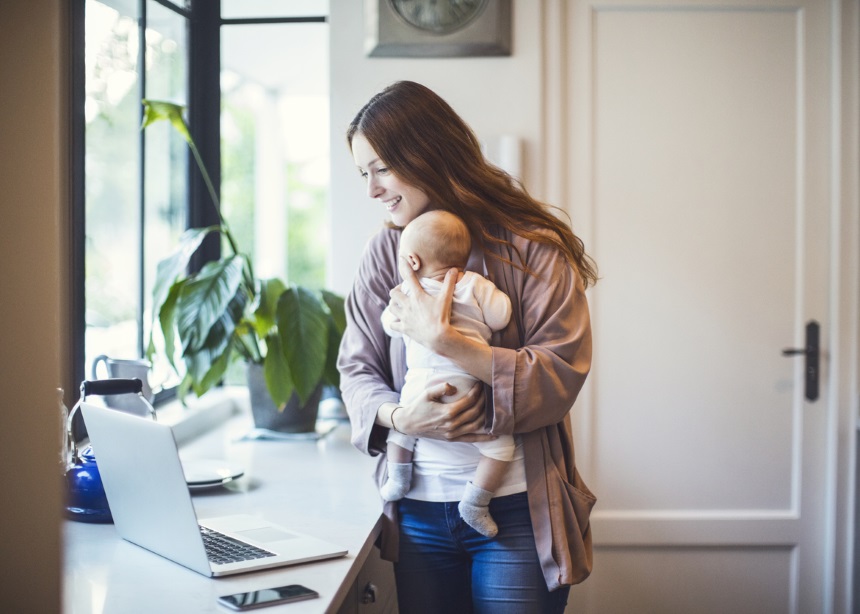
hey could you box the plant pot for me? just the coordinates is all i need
[245,362,322,433]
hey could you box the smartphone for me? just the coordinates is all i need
[217,584,319,610]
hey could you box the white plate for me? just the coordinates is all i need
[182,459,244,489]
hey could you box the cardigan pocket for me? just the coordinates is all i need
[562,469,596,538]
[548,465,596,584]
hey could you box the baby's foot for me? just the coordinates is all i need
[380,478,410,501]
[380,462,412,501]
[459,481,498,537]
[459,499,499,537]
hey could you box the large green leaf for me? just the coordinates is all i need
[155,279,184,369]
[322,320,342,388]
[151,226,216,323]
[320,290,345,388]
[190,342,233,398]
[182,289,246,390]
[233,319,263,363]
[252,278,287,338]
[276,286,329,404]
[263,334,294,408]
[176,255,245,353]
[321,289,346,335]
[177,372,194,405]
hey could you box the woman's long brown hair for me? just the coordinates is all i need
[347,81,598,288]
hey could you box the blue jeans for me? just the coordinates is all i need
[395,492,570,614]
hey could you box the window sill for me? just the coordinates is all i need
[157,386,248,445]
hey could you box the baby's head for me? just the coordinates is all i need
[400,210,471,280]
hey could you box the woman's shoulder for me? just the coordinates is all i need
[513,223,560,245]
[488,222,563,260]
[488,220,552,241]
[485,222,581,288]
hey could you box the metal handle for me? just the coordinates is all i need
[66,379,157,460]
[81,378,143,398]
[781,320,820,402]
[361,582,378,605]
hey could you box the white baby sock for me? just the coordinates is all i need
[380,462,413,501]
[459,481,498,537]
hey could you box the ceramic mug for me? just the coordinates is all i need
[91,355,154,415]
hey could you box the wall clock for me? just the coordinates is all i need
[364,0,512,58]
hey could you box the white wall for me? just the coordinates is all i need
[328,0,545,294]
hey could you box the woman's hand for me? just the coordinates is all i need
[388,255,495,383]
[385,257,458,354]
[395,380,494,443]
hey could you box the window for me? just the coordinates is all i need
[221,20,329,288]
[77,0,330,400]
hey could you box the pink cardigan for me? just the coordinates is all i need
[337,224,596,590]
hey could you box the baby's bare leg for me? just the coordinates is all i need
[473,457,510,493]
[387,442,413,463]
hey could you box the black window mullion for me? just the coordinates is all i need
[152,0,191,18]
[69,0,87,405]
[221,16,326,25]
[188,0,221,273]
[137,0,147,359]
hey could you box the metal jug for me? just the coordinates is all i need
[91,355,154,411]
[63,379,156,523]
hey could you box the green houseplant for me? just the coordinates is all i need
[142,100,344,430]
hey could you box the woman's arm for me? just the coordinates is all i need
[339,280,401,456]
[487,237,592,435]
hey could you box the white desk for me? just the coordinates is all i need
[63,407,392,613]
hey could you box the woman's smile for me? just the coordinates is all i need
[351,133,431,227]
[384,196,402,211]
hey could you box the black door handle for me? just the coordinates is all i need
[781,320,819,402]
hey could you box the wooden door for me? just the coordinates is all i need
[558,1,837,611]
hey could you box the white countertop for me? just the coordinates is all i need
[62,405,383,614]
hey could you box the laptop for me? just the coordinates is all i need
[80,402,347,577]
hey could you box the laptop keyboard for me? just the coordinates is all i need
[200,526,276,565]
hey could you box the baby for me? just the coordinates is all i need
[380,210,513,537]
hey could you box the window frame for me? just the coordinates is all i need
[71,0,328,406]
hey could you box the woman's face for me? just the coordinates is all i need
[351,133,432,227]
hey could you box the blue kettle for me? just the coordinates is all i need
[64,379,156,523]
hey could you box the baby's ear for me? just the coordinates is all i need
[407,253,421,271]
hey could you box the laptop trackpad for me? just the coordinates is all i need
[236,527,298,543]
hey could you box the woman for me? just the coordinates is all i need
[337,80,597,614]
